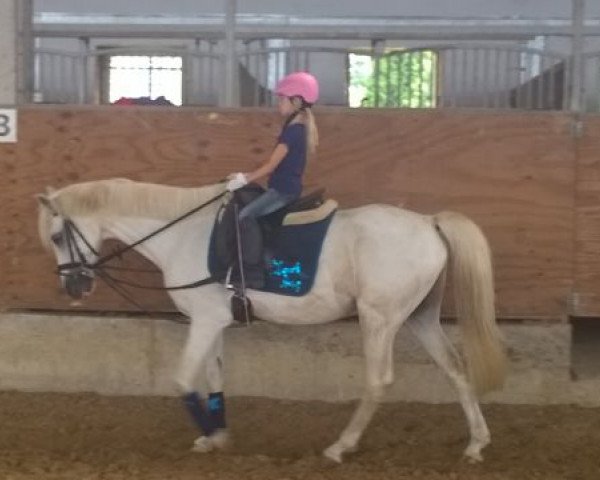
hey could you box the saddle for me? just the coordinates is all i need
[208,183,337,297]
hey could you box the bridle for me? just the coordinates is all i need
[52,191,226,309]
[56,218,98,299]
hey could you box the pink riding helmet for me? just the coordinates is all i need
[275,72,319,104]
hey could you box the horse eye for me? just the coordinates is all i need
[51,232,63,246]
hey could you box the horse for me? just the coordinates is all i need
[36,178,507,463]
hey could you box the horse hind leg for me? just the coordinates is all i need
[323,301,407,463]
[406,273,490,462]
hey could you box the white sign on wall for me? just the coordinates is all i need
[0,108,17,143]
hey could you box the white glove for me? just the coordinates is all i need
[226,172,248,192]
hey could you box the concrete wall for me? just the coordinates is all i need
[1,312,597,406]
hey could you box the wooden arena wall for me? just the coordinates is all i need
[574,116,600,316]
[0,106,597,319]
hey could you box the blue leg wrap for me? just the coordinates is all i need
[182,392,216,436]
[208,392,226,430]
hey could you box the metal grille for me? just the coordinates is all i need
[30,43,600,112]
[239,46,352,107]
[34,48,87,104]
[369,49,437,108]
[584,52,600,113]
[434,45,569,110]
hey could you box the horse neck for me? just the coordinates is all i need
[100,212,214,272]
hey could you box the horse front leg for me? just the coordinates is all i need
[193,332,231,452]
[175,318,230,453]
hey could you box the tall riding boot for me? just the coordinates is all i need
[239,217,265,289]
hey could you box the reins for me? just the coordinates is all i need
[56,191,226,310]
[93,191,226,269]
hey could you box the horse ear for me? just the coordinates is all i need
[36,194,58,215]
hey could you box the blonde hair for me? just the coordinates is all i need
[290,97,319,155]
[304,107,319,154]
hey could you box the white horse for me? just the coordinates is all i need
[37,178,506,463]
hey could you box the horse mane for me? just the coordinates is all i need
[38,178,226,250]
[52,178,226,219]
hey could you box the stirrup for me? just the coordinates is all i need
[231,290,253,325]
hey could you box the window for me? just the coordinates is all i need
[108,55,183,105]
[348,50,437,108]
[267,39,290,90]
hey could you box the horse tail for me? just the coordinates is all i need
[434,211,507,395]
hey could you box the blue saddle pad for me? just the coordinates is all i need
[262,212,335,296]
[208,209,336,297]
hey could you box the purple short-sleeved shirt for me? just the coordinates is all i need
[268,123,307,198]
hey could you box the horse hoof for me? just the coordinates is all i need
[323,445,344,464]
[464,448,484,463]
[191,431,230,453]
[191,436,214,453]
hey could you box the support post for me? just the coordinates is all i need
[569,0,585,113]
[223,0,239,107]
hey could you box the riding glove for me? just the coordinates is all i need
[226,172,248,192]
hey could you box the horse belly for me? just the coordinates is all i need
[250,288,356,325]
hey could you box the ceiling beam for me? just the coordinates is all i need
[33,13,600,40]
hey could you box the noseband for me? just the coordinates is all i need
[56,219,97,299]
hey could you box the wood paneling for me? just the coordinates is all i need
[574,116,600,316]
[309,109,575,318]
[0,106,580,318]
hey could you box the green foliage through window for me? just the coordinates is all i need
[348,50,436,108]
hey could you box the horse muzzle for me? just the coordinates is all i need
[60,265,95,300]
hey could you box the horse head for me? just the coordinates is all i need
[37,192,101,300]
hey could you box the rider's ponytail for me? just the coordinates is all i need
[304,106,319,155]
